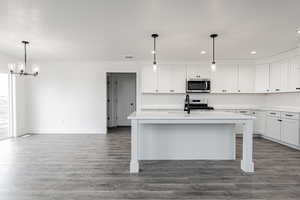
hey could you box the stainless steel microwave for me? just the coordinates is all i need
[186,79,211,93]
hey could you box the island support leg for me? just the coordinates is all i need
[130,120,139,173]
[241,120,254,173]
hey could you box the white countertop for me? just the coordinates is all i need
[141,105,300,113]
[128,111,255,120]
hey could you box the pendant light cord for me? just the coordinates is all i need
[210,34,218,64]
[212,37,215,63]
[153,36,156,64]
[24,42,27,71]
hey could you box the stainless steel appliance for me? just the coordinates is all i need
[184,97,214,110]
[186,79,211,93]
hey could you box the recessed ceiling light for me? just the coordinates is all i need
[200,50,206,55]
[297,30,300,34]
[250,51,257,55]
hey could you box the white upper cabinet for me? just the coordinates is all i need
[255,64,270,93]
[186,64,211,79]
[289,56,300,92]
[211,64,238,93]
[269,60,289,92]
[141,65,157,93]
[237,64,255,93]
[157,65,186,93]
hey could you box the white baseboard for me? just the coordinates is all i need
[261,135,300,151]
[27,129,106,134]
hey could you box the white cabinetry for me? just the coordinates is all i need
[255,64,270,93]
[281,112,299,146]
[238,65,255,93]
[265,111,300,147]
[265,114,281,140]
[141,65,157,93]
[186,64,211,79]
[281,118,299,146]
[251,110,266,135]
[157,65,186,93]
[141,65,186,93]
[269,60,289,92]
[289,56,300,92]
[211,64,238,93]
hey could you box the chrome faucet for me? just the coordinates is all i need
[184,94,190,114]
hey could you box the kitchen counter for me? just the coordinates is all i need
[141,105,300,113]
[128,111,254,174]
[128,111,255,120]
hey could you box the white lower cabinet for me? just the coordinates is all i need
[281,118,299,146]
[265,116,281,141]
[264,111,300,147]
[252,110,266,135]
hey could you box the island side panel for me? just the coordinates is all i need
[241,120,254,173]
[130,119,139,173]
[138,124,236,160]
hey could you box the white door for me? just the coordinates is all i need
[141,65,157,93]
[187,64,211,79]
[238,64,255,93]
[281,118,299,146]
[157,65,186,93]
[211,64,238,93]
[116,73,136,126]
[255,64,270,93]
[265,117,281,140]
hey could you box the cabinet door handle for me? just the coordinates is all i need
[285,114,293,117]
[275,89,280,91]
[238,90,241,92]
[155,89,158,93]
[296,88,300,90]
[270,112,276,115]
[169,90,175,92]
[278,119,282,122]
[240,111,247,113]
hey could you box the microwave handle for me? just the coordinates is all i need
[205,81,208,89]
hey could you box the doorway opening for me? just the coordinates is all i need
[106,73,136,134]
[0,73,11,140]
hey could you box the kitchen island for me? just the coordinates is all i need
[128,111,255,173]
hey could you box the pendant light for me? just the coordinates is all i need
[8,41,39,76]
[210,34,218,72]
[151,33,159,72]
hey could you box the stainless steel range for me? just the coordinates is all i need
[184,97,214,110]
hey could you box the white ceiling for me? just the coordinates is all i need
[0,0,300,62]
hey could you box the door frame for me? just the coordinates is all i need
[105,71,140,133]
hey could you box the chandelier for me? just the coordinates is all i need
[8,41,39,76]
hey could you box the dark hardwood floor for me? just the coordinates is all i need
[0,127,300,200]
